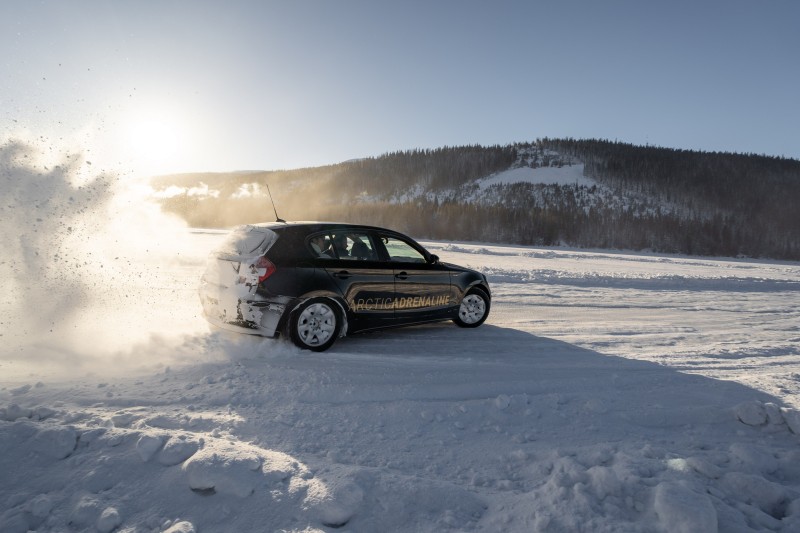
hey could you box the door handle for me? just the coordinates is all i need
[334,270,351,279]
[395,271,408,280]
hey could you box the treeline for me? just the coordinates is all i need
[336,145,517,196]
[536,138,800,258]
[542,138,800,211]
[154,140,800,260]
[305,196,795,259]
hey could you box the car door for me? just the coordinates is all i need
[377,233,456,323]
[310,231,397,331]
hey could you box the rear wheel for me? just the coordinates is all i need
[287,298,341,351]
[453,288,490,328]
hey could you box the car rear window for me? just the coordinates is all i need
[214,225,278,259]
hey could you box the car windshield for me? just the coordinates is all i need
[383,236,427,262]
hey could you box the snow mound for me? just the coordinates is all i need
[182,439,300,498]
[0,411,368,531]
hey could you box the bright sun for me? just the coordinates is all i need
[117,105,193,176]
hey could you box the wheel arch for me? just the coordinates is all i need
[463,280,491,300]
[278,290,350,338]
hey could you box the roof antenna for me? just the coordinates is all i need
[266,183,286,223]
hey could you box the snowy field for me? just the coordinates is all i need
[3,139,800,533]
[3,224,800,531]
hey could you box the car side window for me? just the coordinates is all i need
[382,236,426,263]
[308,234,334,258]
[331,231,376,260]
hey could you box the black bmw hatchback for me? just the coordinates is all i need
[200,222,491,351]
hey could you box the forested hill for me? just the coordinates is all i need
[151,139,800,260]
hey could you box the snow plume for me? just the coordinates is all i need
[0,137,207,379]
[1,139,112,333]
[230,182,262,199]
[150,182,219,199]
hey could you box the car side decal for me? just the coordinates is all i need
[350,294,451,312]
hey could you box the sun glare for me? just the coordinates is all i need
[115,104,194,177]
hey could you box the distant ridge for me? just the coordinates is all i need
[151,139,800,260]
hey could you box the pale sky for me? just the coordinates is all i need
[2,0,798,177]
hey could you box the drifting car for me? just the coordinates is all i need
[199,221,491,351]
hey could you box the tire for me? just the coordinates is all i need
[287,298,341,351]
[453,287,490,328]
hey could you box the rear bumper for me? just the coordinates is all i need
[199,281,291,337]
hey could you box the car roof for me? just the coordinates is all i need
[249,221,403,235]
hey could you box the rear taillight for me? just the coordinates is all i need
[256,256,276,282]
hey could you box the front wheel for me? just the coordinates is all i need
[453,288,490,328]
[286,298,342,351]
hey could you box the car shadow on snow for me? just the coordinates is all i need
[281,322,784,421]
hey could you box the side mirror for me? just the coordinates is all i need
[428,254,440,264]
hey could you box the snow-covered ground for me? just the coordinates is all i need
[3,141,800,532]
[2,229,800,532]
